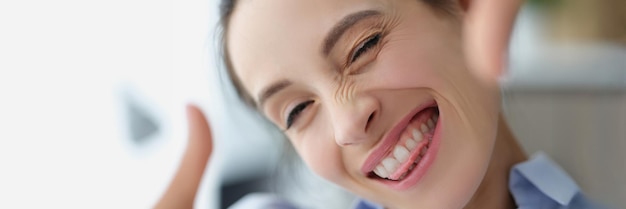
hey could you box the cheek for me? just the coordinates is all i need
[367,37,462,90]
[291,123,348,184]
[369,33,500,117]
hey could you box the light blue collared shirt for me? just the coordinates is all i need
[508,152,607,209]
[353,152,606,209]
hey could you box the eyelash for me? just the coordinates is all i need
[282,33,381,129]
[286,100,314,129]
[350,33,382,63]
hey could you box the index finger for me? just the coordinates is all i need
[155,105,213,209]
[464,0,523,83]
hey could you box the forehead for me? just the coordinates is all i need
[227,0,389,99]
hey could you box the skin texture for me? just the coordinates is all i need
[156,0,524,208]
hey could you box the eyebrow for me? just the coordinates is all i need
[322,10,382,56]
[257,79,292,108]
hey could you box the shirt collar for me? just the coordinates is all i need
[509,152,580,206]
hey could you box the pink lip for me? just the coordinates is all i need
[360,100,437,175]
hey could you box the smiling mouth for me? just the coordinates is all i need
[367,106,439,181]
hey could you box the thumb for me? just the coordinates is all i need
[464,0,522,84]
[155,105,213,209]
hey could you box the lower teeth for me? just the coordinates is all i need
[387,161,419,181]
[399,173,407,180]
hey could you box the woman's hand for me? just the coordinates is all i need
[155,105,213,209]
[464,0,523,83]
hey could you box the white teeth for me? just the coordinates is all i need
[405,138,417,151]
[374,165,389,178]
[382,158,400,173]
[372,110,441,180]
[393,145,410,163]
[420,124,429,133]
[412,129,422,143]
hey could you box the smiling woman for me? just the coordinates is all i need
[217,0,607,208]
[155,0,611,208]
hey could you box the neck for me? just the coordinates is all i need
[464,114,527,209]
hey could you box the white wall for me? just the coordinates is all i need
[0,0,219,208]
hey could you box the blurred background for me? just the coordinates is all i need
[0,0,624,208]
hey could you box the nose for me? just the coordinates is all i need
[331,95,379,146]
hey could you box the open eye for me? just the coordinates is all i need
[286,100,314,129]
[350,33,381,63]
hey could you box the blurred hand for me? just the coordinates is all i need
[464,0,523,83]
[155,105,213,209]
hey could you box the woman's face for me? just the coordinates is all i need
[228,0,501,208]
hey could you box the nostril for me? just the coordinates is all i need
[365,111,375,131]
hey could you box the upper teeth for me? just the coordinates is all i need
[373,112,438,180]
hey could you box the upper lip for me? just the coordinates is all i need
[360,100,437,175]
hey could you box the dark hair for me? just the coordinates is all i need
[218,0,252,107]
[217,0,456,108]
